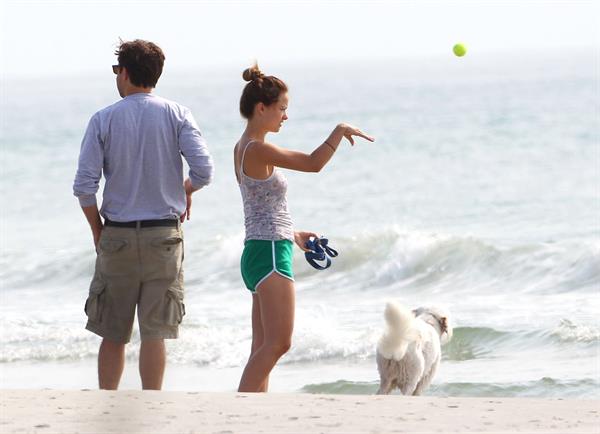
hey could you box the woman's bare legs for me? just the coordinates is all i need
[247,293,268,392]
[238,273,295,392]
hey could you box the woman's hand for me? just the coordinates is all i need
[338,123,375,146]
[294,231,319,252]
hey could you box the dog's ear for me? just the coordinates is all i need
[440,317,448,334]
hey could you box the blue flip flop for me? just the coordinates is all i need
[305,236,339,270]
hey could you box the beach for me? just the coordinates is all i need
[1,2,599,433]
[1,390,598,433]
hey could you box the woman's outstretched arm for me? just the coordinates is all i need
[253,123,374,173]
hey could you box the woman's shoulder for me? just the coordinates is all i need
[247,139,268,148]
[243,139,273,156]
[237,138,267,149]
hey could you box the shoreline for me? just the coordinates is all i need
[1,390,598,433]
[3,360,598,399]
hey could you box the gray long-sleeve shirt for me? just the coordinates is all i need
[73,92,214,221]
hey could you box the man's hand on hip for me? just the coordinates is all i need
[181,178,196,222]
[81,204,104,250]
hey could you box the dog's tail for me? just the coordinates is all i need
[377,301,419,361]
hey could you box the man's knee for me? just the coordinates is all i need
[140,337,165,346]
[100,338,126,350]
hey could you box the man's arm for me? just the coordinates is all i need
[73,114,104,246]
[179,109,214,191]
[178,110,214,221]
[82,204,103,248]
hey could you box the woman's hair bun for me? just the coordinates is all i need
[239,62,287,119]
[243,63,265,82]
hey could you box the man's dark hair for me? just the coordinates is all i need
[115,39,165,88]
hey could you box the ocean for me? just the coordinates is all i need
[1,50,598,397]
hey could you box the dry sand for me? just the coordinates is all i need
[1,390,598,433]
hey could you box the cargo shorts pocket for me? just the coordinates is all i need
[149,235,183,281]
[98,238,130,277]
[151,236,183,258]
[99,239,128,254]
[84,279,106,323]
[164,278,185,326]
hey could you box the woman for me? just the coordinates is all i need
[234,64,374,392]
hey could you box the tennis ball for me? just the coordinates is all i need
[453,43,467,57]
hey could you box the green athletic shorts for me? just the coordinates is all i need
[241,239,294,292]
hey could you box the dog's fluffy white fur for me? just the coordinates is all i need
[376,301,452,395]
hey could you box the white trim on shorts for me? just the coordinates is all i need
[254,241,295,292]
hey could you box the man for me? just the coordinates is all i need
[73,39,213,390]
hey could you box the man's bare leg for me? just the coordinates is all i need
[98,338,125,390]
[139,338,166,390]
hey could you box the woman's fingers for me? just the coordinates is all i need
[339,123,375,144]
[358,131,375,142]
[351,127,375,142]
[344,125,375,144]
[297,231,319,251]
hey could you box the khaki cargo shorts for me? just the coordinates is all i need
[84,224,185,343]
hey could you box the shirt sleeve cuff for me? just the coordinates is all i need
[78,195,97,208]
[189,169,214,190]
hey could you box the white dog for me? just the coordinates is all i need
[376,301,452,395]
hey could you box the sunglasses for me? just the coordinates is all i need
[112,65,122,75]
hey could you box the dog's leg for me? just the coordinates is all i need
[400,352,424,396]
[375,354,397,395]
[376,377,394,395]
[413,357,439,396]
[401,374,421,396]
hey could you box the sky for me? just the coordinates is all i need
[1,1,599,78]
